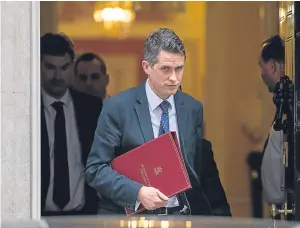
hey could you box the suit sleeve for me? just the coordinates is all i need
[261,127,285,205]
[84,100,143,211]
[200,140,232,216]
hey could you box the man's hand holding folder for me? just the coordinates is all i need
[111,132,192,215]
[137,186,168,210]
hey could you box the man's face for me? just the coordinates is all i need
[75,59,108,99]
[258,57,280,92]
[142,50,185,99]
[41,53,73,98]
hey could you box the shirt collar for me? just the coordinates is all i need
[145,79,174,112]
[42,88,71,108]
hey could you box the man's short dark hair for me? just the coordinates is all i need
[41,33,75,60]
[74,53,107,75]
[261,35,285,63]
[144,28,186,65]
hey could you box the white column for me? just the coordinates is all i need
[1,1,40,220]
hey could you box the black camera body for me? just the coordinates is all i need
[273,75,294,131]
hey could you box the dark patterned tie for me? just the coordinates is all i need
[159,100,191,214]
[51,101,70,209]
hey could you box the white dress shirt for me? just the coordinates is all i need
[135,80,180,210]
[42,89,85,212]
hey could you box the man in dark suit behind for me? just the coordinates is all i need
[40,33,103,216]
[85,28,229,215]
[191,139,231,216]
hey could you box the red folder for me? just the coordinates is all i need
[111,131,192,216]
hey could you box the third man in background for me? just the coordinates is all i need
[74,53,110,101]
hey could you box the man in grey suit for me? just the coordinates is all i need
[85,28,212,215]
[259,35,287,205]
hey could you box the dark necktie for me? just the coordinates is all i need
[51,101,70,209]
[158,100,191,214]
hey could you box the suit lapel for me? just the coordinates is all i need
[134,83,154,143]
[41,97,50,210]
[69,89,89,165]
[174,92,201,185]
[174,92,188,155]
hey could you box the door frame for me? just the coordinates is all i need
[31,1,41,220]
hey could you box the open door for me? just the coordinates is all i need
[294,1,300,221]
[279,1,300,221]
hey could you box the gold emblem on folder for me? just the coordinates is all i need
[154,166,163,176]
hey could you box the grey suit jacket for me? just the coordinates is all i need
[261,127,285,204]
[85,82,203,213]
